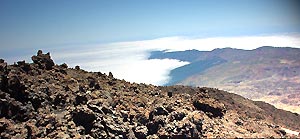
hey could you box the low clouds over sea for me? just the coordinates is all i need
[4,34,300,85]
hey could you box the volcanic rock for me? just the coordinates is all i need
[31,50,54,70]
[0,50,300,138]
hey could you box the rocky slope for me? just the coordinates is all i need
[0,50,299,138]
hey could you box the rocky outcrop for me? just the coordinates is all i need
[0,50,299,138]
[31,50,54,70]
[193,99,225,118]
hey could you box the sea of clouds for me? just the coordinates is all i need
[7,34,299,85]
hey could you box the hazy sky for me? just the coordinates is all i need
[1,0,299,51]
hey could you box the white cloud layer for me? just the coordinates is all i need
[50,34,300,85]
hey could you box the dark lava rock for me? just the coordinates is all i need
[17,61,31,73]
[169,111,185,121]
[147,116,165,135]
[193,99,225,118]
[6,75,27,102]
[150,107,168,118]
[94,83,101,90]
[60,63,68,69]
[0,91,30,122]
[75,65,80,70]
[101,106,113,115]
[75,94,88,105]
[31,50,54,70]
[108,72,113,78]
[72,107,96,134]
[168,91,173,97]
[88,77,96,88]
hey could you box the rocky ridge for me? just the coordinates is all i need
[0,50,299,138]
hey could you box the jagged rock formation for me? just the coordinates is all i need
[0,50,299,138]
[31,50,55,70]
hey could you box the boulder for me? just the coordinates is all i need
[108,72,114,78]
[0,59,7,71]
[0,91,30,122]
[60,63,68,69]
[17,61,31,73]
[31,50,54,70]
[6,75,27,102]
[75,94,88,105]
[193,99,226,118]
[169,111,185,121]
[147,116,165,135]
[168,91,173,97]
[72,107,96,134]
[149,107,168,120]
[75,66,80,70]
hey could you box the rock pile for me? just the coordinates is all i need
[0,50,299,138]
[31,50,54,70]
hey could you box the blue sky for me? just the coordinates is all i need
[0,0,299,52]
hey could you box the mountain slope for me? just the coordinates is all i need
[149,46,300,114]
[0,50,299,138]
[166,57,226,85]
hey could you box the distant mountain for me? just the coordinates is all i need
[1,50,300,138]
[149,49,206,62]
[149,46,300,114]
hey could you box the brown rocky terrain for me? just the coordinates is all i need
[0,50,300,138]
